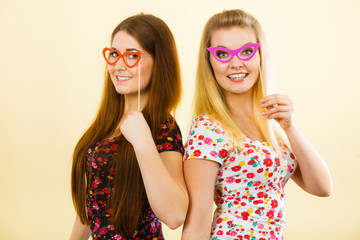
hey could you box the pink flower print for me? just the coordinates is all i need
[253,181,261,186]
[92,202,99,210]
[87,148,92,154]
[226,177,235,184]
[210,150,217,157]
[230,230,237,237]
[114,235,122,240]
[204,137,213,145]
[258,223,264,229]
[91,162,97,169]
[278,211,283,218]
[218,171,223,176]
[108,225,114,231]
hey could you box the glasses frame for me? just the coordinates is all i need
[102,47,142,68]
[207,43,260,63]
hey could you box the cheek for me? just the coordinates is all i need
[210,58,226,76]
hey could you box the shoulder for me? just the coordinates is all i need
[190,114,226,135]
[156,115,184,154]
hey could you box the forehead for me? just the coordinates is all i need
[210,26,257,48]
[111,30,143,51]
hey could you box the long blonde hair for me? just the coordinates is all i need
[195,9,281,154]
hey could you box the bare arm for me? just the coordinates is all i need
[284,124,332,196]
[120,111,189,229]
[261,94,332,197]
[70,216,91,240]
[182,159,219,240]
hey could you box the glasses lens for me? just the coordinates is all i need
[124,52,140,67]
[214,49,232,61]
[105,50,120,64]
[238,46,256,60]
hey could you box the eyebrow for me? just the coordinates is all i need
[110,47,142,53]
[216,42,255,48]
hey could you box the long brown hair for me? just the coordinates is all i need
[71,13,182,237]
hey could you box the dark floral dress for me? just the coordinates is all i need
[86,117,184,239]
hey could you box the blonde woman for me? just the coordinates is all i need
[182,9,332,240]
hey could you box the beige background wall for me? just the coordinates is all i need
[1,0,359,239]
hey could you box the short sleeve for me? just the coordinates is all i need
[156,116,184,155]
[183,115,229,165]
[278,139,297,186]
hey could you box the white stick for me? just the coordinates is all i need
[138,61,141,111]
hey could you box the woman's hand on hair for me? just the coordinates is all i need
[260,94,294,130]
[120,111,153,148]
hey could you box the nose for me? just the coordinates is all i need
[113,57,127,70]
[229,56,244,68]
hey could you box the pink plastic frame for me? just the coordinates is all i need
[207,43,260,62]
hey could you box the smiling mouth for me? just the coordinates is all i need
[227,73,248,80]
[116,76,132,81]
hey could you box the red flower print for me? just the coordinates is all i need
[163,142,173,150]
[257,168,264,173]
[103,148,109,153]
[275,158,280,166]
[217,218,222,224]
[266,210,275,219]
[271,200,278,208]
[248,159,255,165]
[99,227,108,235]
[110,144,119,151]
[263,157,273,167]
[257,192,264,198]
[217,230,224,235]
[189,139,193,145]
[246,173,255,178]
[247,149,254,154]
[278,211,283,218]
[193,150,201,157]
[241,211,250,220]
[198,135,205,140]
[219,149,228,158]
[215,128,221,134]
[231,166,241,172]
[262,149,270,155]
[290,153,295,159]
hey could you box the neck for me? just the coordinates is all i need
[123,90,149,116]
[225,89,254,120]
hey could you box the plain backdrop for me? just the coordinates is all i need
[1,0,359,239]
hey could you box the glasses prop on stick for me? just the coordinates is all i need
[103,48,142,111]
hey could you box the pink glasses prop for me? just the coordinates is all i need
[207,43,260,63]
[102,47,142,68]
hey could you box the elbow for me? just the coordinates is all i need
[164,205,188,230]
[310,183,333,197]
[319,185,333,197]
[166,215,186,230]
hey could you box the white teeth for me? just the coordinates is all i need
[117,76,131,81]
[228,73,247,79]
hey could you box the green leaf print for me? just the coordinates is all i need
[216,138,224,143]
[247,181,254,187]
